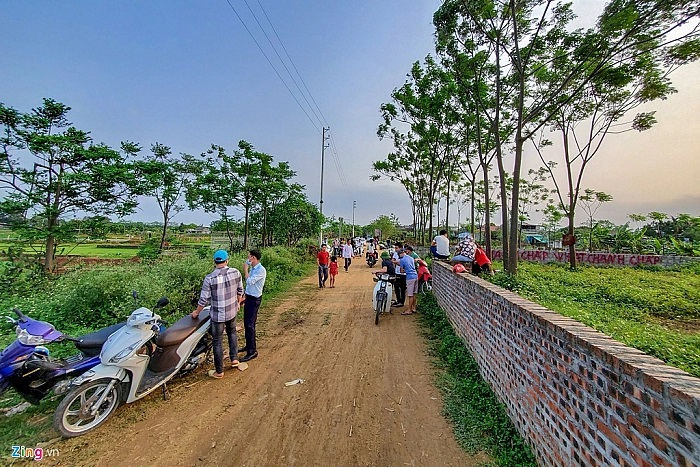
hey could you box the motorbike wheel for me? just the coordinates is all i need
[375,297,384,325]
[419,279,433,294]
[53,379,122,438]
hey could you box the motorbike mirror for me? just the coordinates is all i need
[155,297,169,309]
[13,308,28,323]
[5,316,18,325]
[132,290,138,300]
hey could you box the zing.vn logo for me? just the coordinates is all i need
[11,445,59,461]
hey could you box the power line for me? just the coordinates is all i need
[256,0,330,127]
[242,0,325,129]
[223,0,321,134]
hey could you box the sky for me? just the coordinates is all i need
[1,1,698,230]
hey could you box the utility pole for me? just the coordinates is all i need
[319,127,330,245]
[352,201,356,239]
[339,217,344,240]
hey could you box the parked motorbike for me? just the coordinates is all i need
[0,308,123,404]
[53,297,212,437]
[372,271,395,325]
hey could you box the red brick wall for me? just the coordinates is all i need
[432,261,700,466]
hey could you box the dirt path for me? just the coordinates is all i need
[46,259,487,466]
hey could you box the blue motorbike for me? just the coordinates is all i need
[0,308,123,404]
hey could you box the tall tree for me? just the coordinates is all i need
[578,189,613,252]
[134,143,194,253]
[0,99,139,271]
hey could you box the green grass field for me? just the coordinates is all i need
[489,261,700,378]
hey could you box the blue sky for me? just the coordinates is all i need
[2,1,698,228]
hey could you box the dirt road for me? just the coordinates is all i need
[47,259,486,466]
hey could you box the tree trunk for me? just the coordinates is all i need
[568,213,576,270]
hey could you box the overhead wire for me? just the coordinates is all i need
[256,0,330,127]
[242,0,326,129]
[223,0,322,134]
[224,1,353,207]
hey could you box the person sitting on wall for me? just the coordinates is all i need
[452,233,476,264]
[431,229,450,260]
[472,244,495,276]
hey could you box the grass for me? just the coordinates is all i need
[417,293,537,466]
[489,261,700,378]
[0,246,317,455]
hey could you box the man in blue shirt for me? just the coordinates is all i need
[397,249,418,315]
[240,249,266,362]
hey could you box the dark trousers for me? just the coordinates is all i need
[395,274,406,304]
[344,257,351,271]
[243,294,262,355]
[318,265,329,286]
[211,318,238,374]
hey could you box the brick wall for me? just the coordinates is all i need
[432,262,700,466]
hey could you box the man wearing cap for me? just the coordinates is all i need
[192,249,244,379]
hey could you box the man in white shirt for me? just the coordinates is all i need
[342,239,354,272]
[431,229,450,260]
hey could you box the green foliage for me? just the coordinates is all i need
[0,99,141,271]
[489,262,700,377]
[418,293,536,466]
[137,238,161,261]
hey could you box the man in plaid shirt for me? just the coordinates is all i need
[192,249,244,379]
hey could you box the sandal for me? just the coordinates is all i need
[231,360,240,368]
[208,370,224,379]
[400,311,414,315]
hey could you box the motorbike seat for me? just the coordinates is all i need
[157,309,210,347]
[75,322,125,356]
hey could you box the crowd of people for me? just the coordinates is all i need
[192,232,493,380]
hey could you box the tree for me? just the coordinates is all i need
[434,0,700,274]
[134,143,194,253]
[269,192,323,246]
[365,214,401,242]
[578,189,613,252]
[0,99,140,271]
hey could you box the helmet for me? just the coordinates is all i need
[452,263,466,274]
[380,251,390,259]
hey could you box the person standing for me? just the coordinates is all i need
[317,244,330,288]
[342,239,353,272]
[391,242,406,307]
[192,249,244,379]
[239,249,266,363]
[329,255,339,287]
[397,248,418,315]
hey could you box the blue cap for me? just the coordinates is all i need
[213,249,229,263]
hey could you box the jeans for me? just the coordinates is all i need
[344,257,352,271]
[318,265,329,287]
[211,318,238,374]
[452,255,473,262]
[243,295,262,354]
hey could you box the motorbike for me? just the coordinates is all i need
[416,259,433,294]
[53,297,212,438]
[366,251,378,268]
[0,308,124,404]
[372,271,395,325]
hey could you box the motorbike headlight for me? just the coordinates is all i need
[16,327,50,346]
[108,342,141,364]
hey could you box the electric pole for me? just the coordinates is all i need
[319,127,330,245]
[352,200,356,239]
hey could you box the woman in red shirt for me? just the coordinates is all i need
[472,246,495,276]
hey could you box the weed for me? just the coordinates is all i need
[417,293,536,466]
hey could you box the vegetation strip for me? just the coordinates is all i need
[418,293,536,466]
[489,261,700,378]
